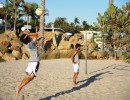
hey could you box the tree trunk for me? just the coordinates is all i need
[39,0,45,47]
[5,0,8,32]
[109,0,113,7]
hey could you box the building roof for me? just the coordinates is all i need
[44,28,65,32]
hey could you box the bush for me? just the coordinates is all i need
[0,57,5,62]
[40,50,73,59]
[0,30,4,34]
[122,52,130,60]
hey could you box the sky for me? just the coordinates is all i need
[1,0,130,25]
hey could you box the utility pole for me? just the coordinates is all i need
[84,31,87,74]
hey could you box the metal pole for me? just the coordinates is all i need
[84,31,87,74]
[27,15,29,31]
[103,32,104,51]
[14,9,16,31]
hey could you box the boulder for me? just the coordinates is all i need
[0,34,10,41]
[0,52,3,57]
[58,41,71,50]
[2,53,16,61]
[0,41,10,54]
[6,32,17,39]
[22,53,29,60]
[92,51,98,57]
[21,46,29,57]
[11,46,20,52]
[97,52,107,59]
[12,50,22,59]
[21,46,27,53]
[69,36,77,43]
[10,38,22,47]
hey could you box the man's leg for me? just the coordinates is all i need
[73,72,76,84]
[73,72,79,85]
[16,73,35,97]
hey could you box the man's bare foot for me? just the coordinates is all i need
[72,82,78,86]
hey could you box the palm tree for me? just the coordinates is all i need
[54,17,67,27]
[82,20,89,30]
[5,0,9,32]
[74,17,80,26]
[22,2,39,31]
[39,0,45,43]
[9,0,24,31]
[122,2,130,16]
[22,1,48,32]
[109,0,113,7]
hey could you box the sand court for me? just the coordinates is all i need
[0,59,130,100]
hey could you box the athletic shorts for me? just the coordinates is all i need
[72,63,79,72]
[25,62,39,76]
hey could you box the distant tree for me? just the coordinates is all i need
[82,20,89,30]
[96,4,130,33]
[54,17,70,32]
[22,2,39,32]
[46,22,53,28]
[9,0,24,31]
[122,2,130,18]
[74,17,80,26]
[70,22,75,27]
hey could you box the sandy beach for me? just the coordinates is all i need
[0,59,130,100]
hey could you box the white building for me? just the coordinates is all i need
[80,31,108,50]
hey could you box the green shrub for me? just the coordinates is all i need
[0,58,5,62]
[0,30,4,34]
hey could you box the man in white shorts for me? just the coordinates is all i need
[16,33,43,97]
[71,43,81,85]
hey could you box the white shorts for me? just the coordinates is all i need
[72,63,79,72]
[25,62,39,76]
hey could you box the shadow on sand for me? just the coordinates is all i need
[39,71,110,100]
[39,63,130,100]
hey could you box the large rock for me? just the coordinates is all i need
[69,36,77,43]
[58,40,71,50]
[21,46,30,56]
[6,32,17,39]
[10,38,22,47]
[2,53,16,61]
[92,51,98,57]
[97,52,107,59]
[22,54,29,60]
[44,32,53,40]
[21,46,27,54]
[11,46,20,52]
[50,45,56,50]
[0,41,10,54]
[12,50,22,59]
[0,52,3,57]
[0,34,10,41]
